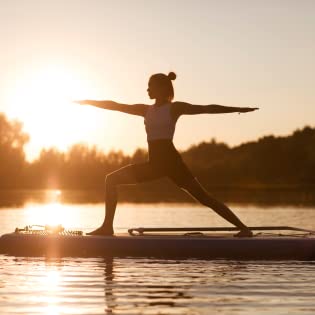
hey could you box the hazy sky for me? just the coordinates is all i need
[1,0,314,160]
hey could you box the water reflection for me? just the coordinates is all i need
[1,255,315,315]
[0,190,63,208]
[100,258,269,315]
[25,202,74,227]
[46,261,74,315]
[103,258,118,315]
[1,190,315,315]
[102,258,195,315]
[1,189,315,208]
[42,270,62,315]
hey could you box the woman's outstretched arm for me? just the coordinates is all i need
[74,100,149,117]
[173,101,259,115]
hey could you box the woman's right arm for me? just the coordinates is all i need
[74,100,148,117]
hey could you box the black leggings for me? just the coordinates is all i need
[128,140,196,187]
[103,140,248,231]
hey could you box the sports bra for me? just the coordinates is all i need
[144,103,176,141]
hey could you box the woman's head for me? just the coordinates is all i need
[147,72,176,101]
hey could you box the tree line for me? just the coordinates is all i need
[1,112,315,191]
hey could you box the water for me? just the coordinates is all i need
[1,190,315,315]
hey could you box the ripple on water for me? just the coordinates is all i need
[0,256,315,315]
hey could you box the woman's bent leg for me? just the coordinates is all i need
[88,163,160,235]
[178,178,253,237]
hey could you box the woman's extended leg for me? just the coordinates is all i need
[179,178,253,237]
[87,163,160,236]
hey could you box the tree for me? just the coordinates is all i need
[0,113,29,188]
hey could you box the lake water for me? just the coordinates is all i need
[1,190,315,315]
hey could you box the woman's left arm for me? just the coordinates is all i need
[173,101,259,115]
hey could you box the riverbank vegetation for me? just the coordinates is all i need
[1,113,315,196]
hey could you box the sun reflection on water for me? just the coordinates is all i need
[25,190,73,228]
[44,270,60,289]
[39,270,64,315]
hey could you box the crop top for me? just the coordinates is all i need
[144,103,176,141]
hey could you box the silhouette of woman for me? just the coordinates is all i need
[75,72,258,237]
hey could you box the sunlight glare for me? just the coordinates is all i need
[39,270,63,315]
[26,202,73,227]
[7,64,108,158]
[44,270,60,290]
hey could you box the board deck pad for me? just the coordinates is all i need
[1,225,315,260]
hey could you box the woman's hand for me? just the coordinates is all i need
[238,107,259,114]
[73,100,91,105]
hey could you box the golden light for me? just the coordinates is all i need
[40,270,63,315]
[26,203,72,227]
[25,190,74,227]
[43,270,60,290]
[7,64,108,159]
[54,190,62,197]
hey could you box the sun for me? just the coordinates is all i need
[7,64,107,159]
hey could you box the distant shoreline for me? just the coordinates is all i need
[1,111,315,198]
[0,187,315,208]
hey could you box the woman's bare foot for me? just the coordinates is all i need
[234,229,253,238]
[86,226,114,236]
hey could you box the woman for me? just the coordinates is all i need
[75,72,258,237]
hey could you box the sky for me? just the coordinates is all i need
[1,0,314,161]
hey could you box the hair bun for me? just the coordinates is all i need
[167,72,176,81]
